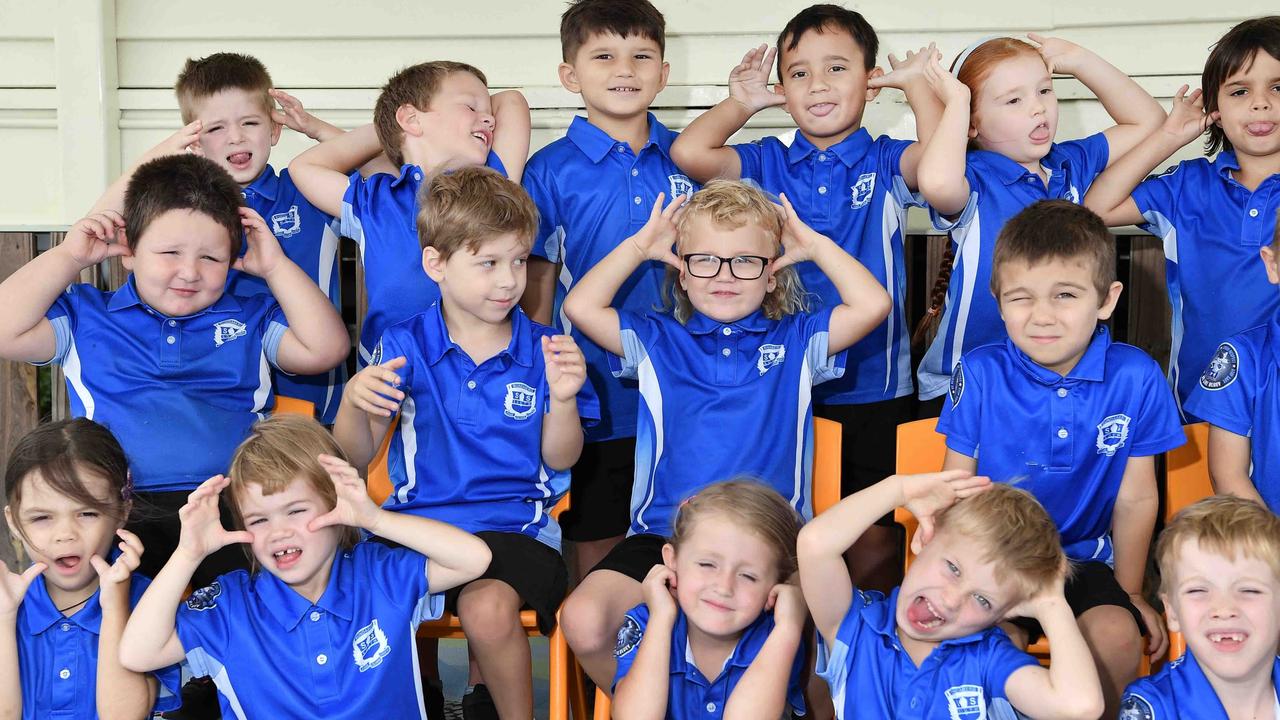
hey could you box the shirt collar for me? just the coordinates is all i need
[1212,150,1242,179]
[970,144,1076,187]
[668,608,775,679]
[1008,325,1112,385]
[567,113,673,164]
[106,276,242,317]
[684,309,773,336]
[20,575,105,636]
[785,127,873,168]
[255,549,355,630]
[424,302,535,368]
[242,165,280,202]
[389,163,427,189]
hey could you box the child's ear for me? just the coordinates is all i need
[3,504,18,541]
[766,270,778,293]
[1096,281,1124,320]
[661,542,677,570]
[1160,592,1181,634]
[422,246,446,282]
[395,104,422,138]
[1261,245,1279,284]
[865,66,884,102]
[269,118,282,147]
[657,61,671,95]
[119,229,134,271]
[557,63,582,94]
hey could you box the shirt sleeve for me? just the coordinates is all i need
[175,577,236,680]
[799,307,847,385]
[37,284,80,366]
[814,592,869,706]
[1131,163,1185,236]
[610,605,651,692]
[928,161,982,233]
[128,574,183,713]
[610,310,663,381]
[785,630,809,716]
[936,357,981,457]
[1183,339,1256,437]
[521,163,562,263]
[341,170,411,253]
[1059,132,1111,184]
[1129,355,1189,456]
[879,136,925,209]
[375,324,416,392]
[260,301,290,371]
[358,542,443,625]
[733,141,765,182]
[983,630,1039,702]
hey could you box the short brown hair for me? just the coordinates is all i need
[417,166,539,259]
[991,200,1115,300]
[776,4,878,77]
[669,180,809,323]
[934,483,1067,602]
[174,52,274,124]
[1201,17,1280,156]
[373,62,487,167]
[1157,495,1280,596]
[125,154,243,258]
[670,478,802,581]
[560,0,666,63]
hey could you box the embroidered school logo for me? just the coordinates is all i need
[352,619,391,672]
[849,172,876,209]
[1118,694,1155,720]
[369,341,383,367]
[944,684,986,720]
[184,581,222,612]
[213,319,247,347]
[614,616,643,658]
[757,343,786,375]
[949,363,965,406]
[1095,413,1132,456]
[668,174,695,199]
[503,382,537,420]
[270,205,302,238]
[1064,185,1081,204]
[1199,342,1240,391]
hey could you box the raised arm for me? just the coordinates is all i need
[774,193,890,353]
[723,583,806,720]
[1083,85,1216,227]
[332,357,402,469]
[1002,576,1105,720]
[871,44,946,189]
[89,123,202,216]
[491,90,531,184]
[92,530,158,720]
[1207,426,1265,505]
[562,193,685,356]
[540,335,587,471]
[670,45,785,182]
[612,567,676,720]
[289,124,384,217]
[0,561,46,720]
[914,55,973,216]
[1111,455,1166,662]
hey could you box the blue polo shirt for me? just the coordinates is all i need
[523,114,696,442]
[229,165,346,423]
[1120,651,1280,719]
[1132,152,1280,418]
[17,573,181,719]
[918,134,1111,401]
[733,128,918,405]
[817,587,1037,720]
[937,327,1184,563]
[339,155,506,367]
[1184,308,1280,511]
[612,308,844,537]
[175,541,445,720]
[40,278,287,492]
[373,303,599,552]
[611,603,807,718]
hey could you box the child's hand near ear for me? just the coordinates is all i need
[1160,85,1218,146]
[234,207,287,279]
[61,211,132,269]
[269,89,340,143]
[92,529,145,610]
[0,561,45,619]
[641,564,679,624]
[767,582,808,632]
[309,454,382,534]
[175,475,253,564]
[728,44,787,114]
[869,43,941,90]
[626,192,687,269]
[900,470,992,553]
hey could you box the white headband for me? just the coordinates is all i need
[951,35,1002,75]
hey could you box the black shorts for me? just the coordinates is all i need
[559,437,635,542]
[443,531,568,636]
[1009,561,1146,643]
[127,490,250,589]
[587,533,666,583]
[817,396,913,525]
[914,395,946,421]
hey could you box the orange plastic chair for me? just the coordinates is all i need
[591,417,844,719]
[272,395,317,418]
[1163,422,1212,661]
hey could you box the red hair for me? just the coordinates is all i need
[954,37,1044,114]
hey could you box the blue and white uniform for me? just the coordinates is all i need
[1184,308,1280,511]
[40,278,287,492]
[373,303,599,551]
[175,542,445,720]
[612,308,845,537]
[612,603,806,718]
[1132,152,1280,417]
[817,587,1036,720]
[16,574,181,719]
[230,165,345,423]
[339,154,507,366]
[523,114,696,441]
[918,134,1111,400]
[937,327,1184,563]
[1120,651,1280,719]
[733,129,919,404]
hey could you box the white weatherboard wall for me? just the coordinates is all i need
[0,0,1274,228]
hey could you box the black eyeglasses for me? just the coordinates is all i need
[682,253,771,280]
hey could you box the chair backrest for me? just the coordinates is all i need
[273,396,317,418]
[1164,422,1212,661]
[813,416,842,515]
[892,418,947,570]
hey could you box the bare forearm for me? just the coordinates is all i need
[290,124,382,216]
[365,509,489,579]
[491,90,531,183]
[541,398,584,471]
[266,261,349,373]
[812,239,891,352]
[903,79,945,146]
[121,553,198,672]
[1083,130,1183,222]
[333,404,380,470]
[1035,600,1104,719]
[723,625,802,720]
[613,619,674,720]
[916,100,972,215]
[1076,54,1164,130]
[97,591,155,720]
[670,98,751,182]
[0,246,83,359]
[562,243,642,357]
[0,619,21,720]
[1111,493,1156,595]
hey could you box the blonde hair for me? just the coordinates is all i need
[373,61,488,167]
[670,478,802,581]
[417,166,539,258]
[227,415,361,565]
[934,483,1067,601]
[667,180,808,323]
[1157,495,1280,595]
[174,52,274,125]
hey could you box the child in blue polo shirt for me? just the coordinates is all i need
[1185,222,1280,511]
[290,60,531,369]
[937,200,1185,716]
[1085,16,1280,418]
[612,480,808,720]
[560,180,891,689]
[672,4,945,591]
[522,0,696,630]
[119,414,491,720]
[0,154,349,591]
[1120,496,1280,720]
[1,418,180,719]
[800,472,1104,719]
[334,167,599,719]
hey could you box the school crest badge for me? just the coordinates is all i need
[1199,342,1239,390]
[668,174,694,199]
[270,205,302,238]
[949,362,965,406]
[213,319,247,347]
[944,684,986,720]
[1118,694,1155,720]
[757,343,786,375]
[1064,185,1081,204]
[614,616,643,658]
[1096,413,1131,457]
[504,382,537,420]
[184,581,221,612]
[368,341,383,367]
[352,618,390,672]
[850,172,876,209]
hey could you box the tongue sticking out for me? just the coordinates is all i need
[906,596,944,630]
[55,556,80,570]
[1030,125,1051,142]
[228,152,252,166]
